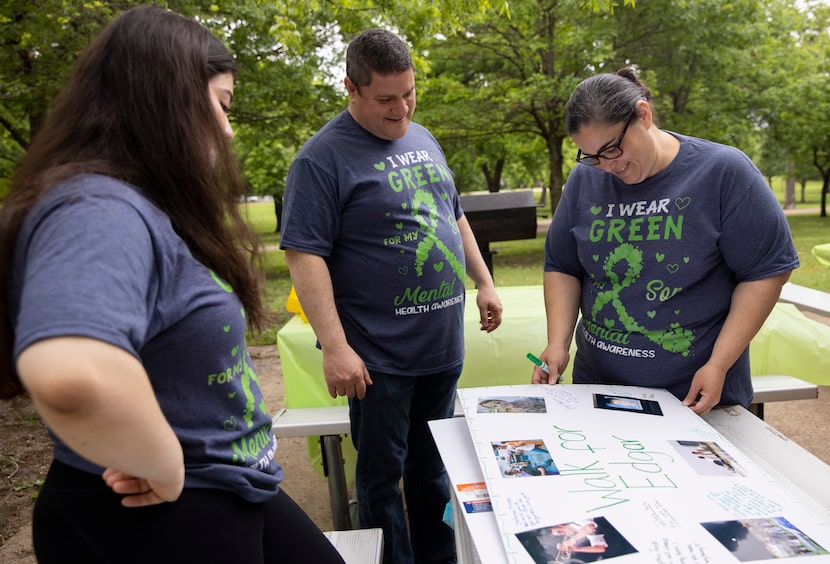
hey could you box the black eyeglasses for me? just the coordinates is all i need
[575,111,637,166]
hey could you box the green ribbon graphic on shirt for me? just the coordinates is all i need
[411,189,465,279]
[590,243,694,356]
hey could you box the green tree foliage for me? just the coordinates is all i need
[0,1,117,194]
[612,0,769,148]
[753,0,830,215]
[0,0,507,200]
[2,0,828,222]
[418,0,636,212]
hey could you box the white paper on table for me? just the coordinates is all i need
[453,383,830,564]
[429,417,508,564]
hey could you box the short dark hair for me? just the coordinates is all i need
[346,28,412,90]
[565,67,653,135]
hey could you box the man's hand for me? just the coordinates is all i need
[476,286,503,333]
[322,343,373,399]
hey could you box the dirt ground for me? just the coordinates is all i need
[2,317,830,562]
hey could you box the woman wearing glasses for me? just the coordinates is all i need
[531,67,799,415]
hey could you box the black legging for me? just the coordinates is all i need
[33,460,345,564]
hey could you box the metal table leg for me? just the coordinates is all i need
[320,434,352,530]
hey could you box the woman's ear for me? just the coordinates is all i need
[636,99,654,129]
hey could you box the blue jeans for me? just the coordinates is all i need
[349,367,460,564]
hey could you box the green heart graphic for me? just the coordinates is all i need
[674,310,680,315]
[604,318,615,328]
[433,262,444,272]
[231,346,239,356]
[401,202,408,210]
[675,196,691,210]
[223,325,231,333]
[442,192,448,200]
[374,162,385,171]
[385,211,391,217]
[655,253,665,263]
[647,310,656,318]
[590,206,603,215]
[223,416,236,430]
[667,264,679,274]
[398,267,408,275]
[227,392,236,398]
[592,254,599,262]
[683,257,690,263]
[395,222,403,230]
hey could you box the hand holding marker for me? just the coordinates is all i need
[526,353,562,384]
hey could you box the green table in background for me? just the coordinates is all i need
[276,285,830,480]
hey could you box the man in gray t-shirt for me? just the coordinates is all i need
[281,29,502,564]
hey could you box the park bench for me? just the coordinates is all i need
[779,282,830,317]
[324,528,383,564]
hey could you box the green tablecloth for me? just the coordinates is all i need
[813,243,830,266]
[278,285,551,411]
[276,285,830,478]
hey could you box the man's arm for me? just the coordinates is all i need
[284,249,372,399]
[457,214,502,332]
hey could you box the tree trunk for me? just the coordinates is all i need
[274,195,283,233]
[547,135,565,216]
[784,159,796,210]
[481,159,505,193]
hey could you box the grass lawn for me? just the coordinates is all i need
[243,178,830,344]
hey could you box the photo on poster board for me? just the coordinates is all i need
[515,516,638,563]
[592,393,664,415]
[671,439,749,477]
[491,439,559,478]
[701,516,828,560]
[455,482,492,514]
[477,396,548,414]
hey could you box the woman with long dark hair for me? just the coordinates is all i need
[0,6,343,562]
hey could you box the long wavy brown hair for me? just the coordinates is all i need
[0,6,268,398]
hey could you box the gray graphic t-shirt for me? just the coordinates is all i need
[281,111,467,375]
[11,175,282,502]
[545,133,799,406]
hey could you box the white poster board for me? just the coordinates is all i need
[441,384,830,563]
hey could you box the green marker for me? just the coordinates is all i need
[526,352,549,374]
[526,352,562,383]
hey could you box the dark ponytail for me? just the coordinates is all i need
[565,66,653,135]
